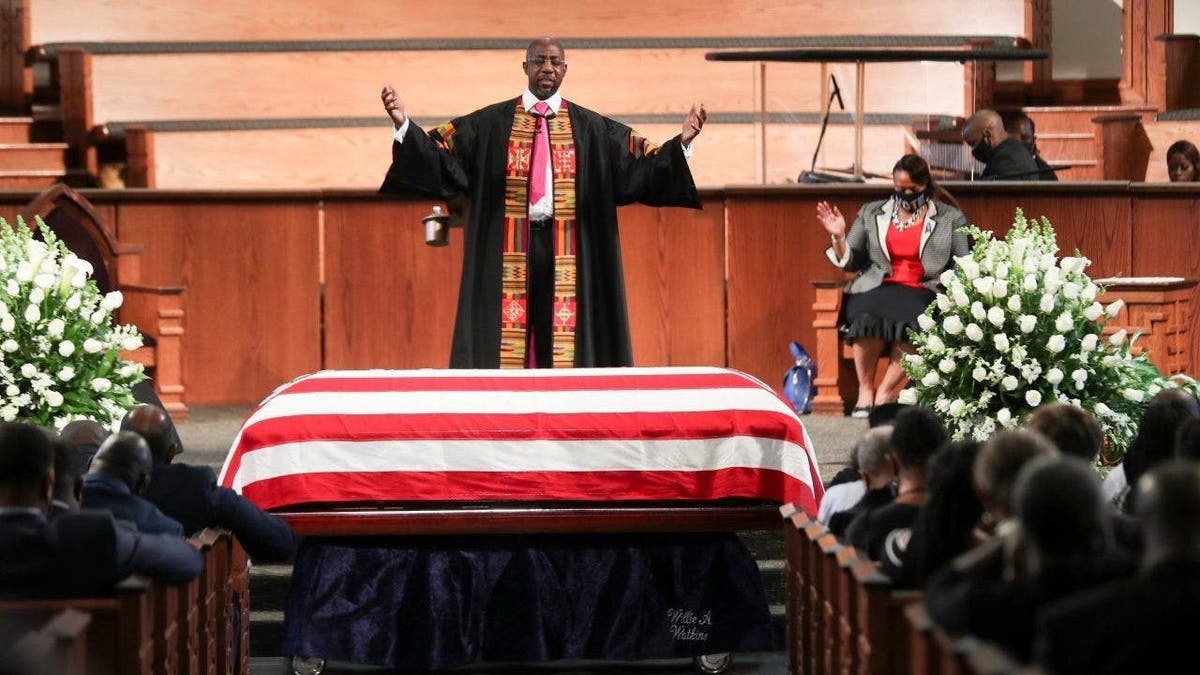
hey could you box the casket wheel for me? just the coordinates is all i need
[694,652,732,674]
[291,655,326,675]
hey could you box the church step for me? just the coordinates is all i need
[0,171,65,189]
[0,143,69,171]
[0,118,35,143]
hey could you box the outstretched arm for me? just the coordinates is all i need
[610,106,703,208]
[378,84,472,200]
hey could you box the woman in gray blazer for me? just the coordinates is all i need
[817,154,970,417]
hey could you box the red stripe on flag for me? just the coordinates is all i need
[281,372,760,394]
[241,467,821,514]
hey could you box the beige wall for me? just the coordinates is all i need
[1178,0,1200,34]
[1052,0,1124,80]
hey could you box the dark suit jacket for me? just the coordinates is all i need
[81,472,184,536]
[981,137,1041,181]
[0,509,201,599]
[1033,154,1058,181]
[145,463,297,561]
[1035,558,1200,675]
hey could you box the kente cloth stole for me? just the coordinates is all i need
[498,100,579,369]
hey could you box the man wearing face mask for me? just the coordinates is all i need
[963,109,1041,181]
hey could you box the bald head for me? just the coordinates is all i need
[90,431,153,495]
[121,404,177,466]
[1136,460,1200,566]
[963,109,1008,150]
[526,37,565,61]
[60,419,108,465]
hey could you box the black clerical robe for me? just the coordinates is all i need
[379,98,701,368]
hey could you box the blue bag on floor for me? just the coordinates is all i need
[783,341,817,415]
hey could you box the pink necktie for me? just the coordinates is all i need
[528,101,551,205]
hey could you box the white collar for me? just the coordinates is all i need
[522,89,563,115]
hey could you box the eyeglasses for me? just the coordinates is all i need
[529,57,566,67]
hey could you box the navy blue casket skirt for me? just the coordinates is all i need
[283,533,775,670]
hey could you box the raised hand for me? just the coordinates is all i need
[681,102,707,145]
[816,201,847,238]
[381,85,406,127]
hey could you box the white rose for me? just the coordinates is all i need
[101,291,124,311]
[44,390,63,408]
[118,363,141,378]
[1062,282,1080,300]
[15,261,32,283]
[33,273,54,290]
[1040,253,1057,271]
[897,388,918,405]
[939,358,957,374]
[58,340,75,357]
[936,295,951,312]
[1083,303,1103,321]
[995,262,1010,279]
[90,377,112,393]
[1023,274,1038,292]
[953,288,970,307]
[960,260,980,280]
[1071,368,1088,383]
[1040,294,1056,313]
[1103,354,1121,367]
[921,371,941,387]
[4,279,17,296]
[1007,295,1022,313]
[926,335,946,352]
[972,365,988,382]
[1047,335,1066,353]
[997,407,1013,426]
[918,313,936,331]
[994,333,1011,352]
[1123,389,1145,403]
[1002,375,1019,391]
[1081,334,1099,352]
[1017,315,1036,334]
[23,304,39,323]
[940,269,957,286]
[4,384,16,396]
[973,277,996,296]
[47,318,65,338]
[90,309,106,324]
[1054,312,1073,333]
[1081,284,1098,302]
[1109,329,1128,347]
[57,366,75,381]
[29,287,44,304]
[943,315,964,335]
[1060,256,1083,274]
[992,279,1009,299]
[1105,299,1125,318]
[1044,266,1060,286]
[1094,402,1114,417]
[20,363,36,378]
[0,339,16,353]
[83,338,104,354]
[0,315,13,333]
[1025,390,1043,407]
[971,301,987,321]
[948,399,966,417]
[121,335,143,351]
[65,294,81,311]
[965,323,984,342]
[987,306,1006,327]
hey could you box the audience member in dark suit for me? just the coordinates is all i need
[892,440,982,589]
[58,419,107,469]
[49,437,87,518]
[1175,417,1200,461]
[1005,114,1057,181]
[929,454,1133,661]
[827,425,896,536]
[846,407,946,565]
[0,421,201,598]
[1120,388,1200,512]
[963,109,1040,181]
[81,431,184,536]
[124,404,297,561]
[1035,460,1200,674]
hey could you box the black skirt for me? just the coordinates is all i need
[842,282,936,345]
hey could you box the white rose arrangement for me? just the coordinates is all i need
[899,209,1189,464]
[0,217,145,429]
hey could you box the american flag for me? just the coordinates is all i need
[219,367,823,514]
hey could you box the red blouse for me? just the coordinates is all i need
[885,218,926,289]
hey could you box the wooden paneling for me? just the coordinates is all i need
[1161,34,1200,110]
[31,0,1026,42]
[321,197,462,369]
[1130,188,1200,377]
[1121,0,1173,105]
[0,0,30,109]
[114,199,322,404]
[618,196,726,366]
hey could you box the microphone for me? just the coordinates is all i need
[830,74,845,111]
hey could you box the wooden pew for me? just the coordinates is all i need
[1092,114,1200,181]
[8,608,91,675]
[779,504,811,675]
[802,518,830,675]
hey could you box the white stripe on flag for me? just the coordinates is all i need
[299,366,735,380]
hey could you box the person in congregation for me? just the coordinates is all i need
[1035,461,1200,674]
[816,155,970,416]
[49,437,89,517]
[845,406,947,564]
[1005,113,1057,181]
[1166,139,1199,182]
[1175,417,1200,461]
[1103,388,1200,512]
[0,421,202,597]
[124,404,297,561]
[379,37,705,369]
[962,109,1041,180]
[826,426,897,537]
[81,430,184,536]
[58,419,108,468]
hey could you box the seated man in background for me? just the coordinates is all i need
[827,425,896,537]
[81,431,184,536]
[0,421,202,597]
[123,404,297,561]
[963,109,1040,180]
[1035,461,1200,674]
[58,419,108,468]
[49,437,89,517]
[1005,114,1057,181]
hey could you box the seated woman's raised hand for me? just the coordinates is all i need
[816,201,847,239]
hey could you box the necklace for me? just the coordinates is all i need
[892,205,927,232]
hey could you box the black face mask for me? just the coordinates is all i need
[971,136,994,163]
[894,190,930,212]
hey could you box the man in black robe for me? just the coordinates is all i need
[378,37,706,368]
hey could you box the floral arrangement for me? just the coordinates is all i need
[899,209,1191,464]
[0,216,145,429]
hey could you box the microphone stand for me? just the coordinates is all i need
[810,74,843,174]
